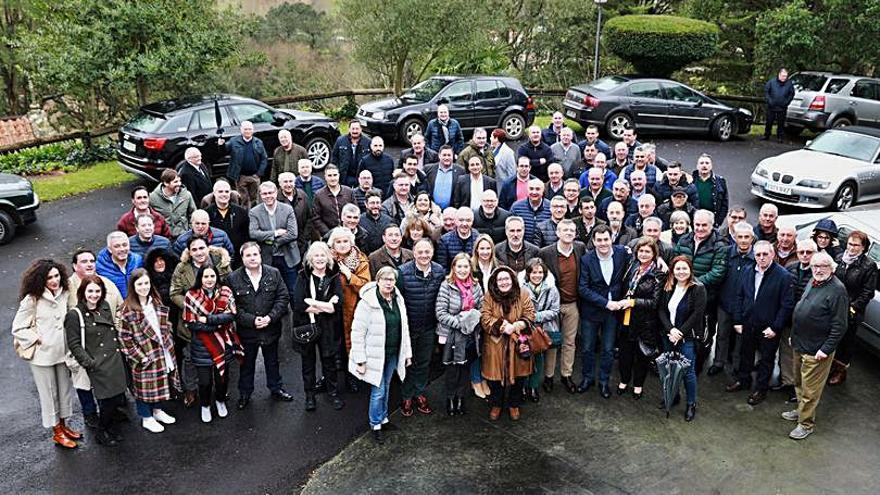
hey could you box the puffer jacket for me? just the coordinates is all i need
[834,253,878,318]
[535,218,561,248]
[436,280,484,364]
[509,198,551,246]
[436,230,478,268]
[168,246,232,341]
[95,248,143,298]
[359,212,394,255]
[518,271,561,345]
[472,206,510,244]
[424,117,464,154]
[149,184,197,238]
[348,282,413,387]
[398,261,446,331]
[673,230,728,293]
[618,262,663,346]
[184,287,237,368]
[172,227,234,260]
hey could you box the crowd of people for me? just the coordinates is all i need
[11,105,877,448]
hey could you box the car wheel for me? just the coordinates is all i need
[605,112,633,140]
[399,118,425,144]
[501,113,526,140]
[831,117,852,129]
[0,210,16,245]
[711,115,736,142]
[832,182,856,211]
[305,136,331,170]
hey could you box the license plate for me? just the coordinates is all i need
[123,140,136,151]
[566,110,577,118]
[765,181,791,195]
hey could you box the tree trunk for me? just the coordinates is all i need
[393,58,406,96]
[135,75,149,107]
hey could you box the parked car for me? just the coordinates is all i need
[355,75,536,143]
[117,94,340,179]
[777,211,880,354]
[750,126,880,211]
[785,71,880,136]
[0,172,39,244]
[562,76,753,141]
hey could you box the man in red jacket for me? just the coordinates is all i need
[116,186,172,238]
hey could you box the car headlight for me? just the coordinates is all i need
[797,179,831,189]
[755,166,769,178]
[739,108,753,117]
[371,111,385,120]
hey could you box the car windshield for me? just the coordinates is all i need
[789,73,828,92]
[402,79,450,101]
[806,131,880,162]
[589,76,628,92]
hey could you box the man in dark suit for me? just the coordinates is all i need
[227,242,293,410]
[728,240,794,405]
[577,224,630,398]
[424,145,465,210]
[498,156,536,210]
[249,181,300,296]
[398,133,439,170]
[177,147,213,206]
[452,155,497,209]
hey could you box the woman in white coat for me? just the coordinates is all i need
[349,266,412,444]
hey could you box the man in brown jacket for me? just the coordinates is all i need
[310,165,356,239]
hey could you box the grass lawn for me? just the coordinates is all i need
[31,160,137,202]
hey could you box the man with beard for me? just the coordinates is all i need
[331,120,370,187]
[573,196,605,246]
[357,136,395,199]
[150,168,197,239]
[517,125,555,182]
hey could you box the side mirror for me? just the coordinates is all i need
[805,140,812,147]
[436,98,449,105]
[273,111,290,123]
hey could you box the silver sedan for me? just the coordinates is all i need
[751,127,880,210]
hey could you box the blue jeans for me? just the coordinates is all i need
[663,339,698,406]
[76,388,97,416]
[470,358,482,384]
[272,255,297,296]
[580,313,618,385]
[369,354,399,429]
[135,400,165,418]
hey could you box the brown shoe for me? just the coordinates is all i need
[52,424,77,449]
[401,399,414,417]
[415,395,433,415]
[59,419,82,440]
[828,364,847,386]
[184,390,197,408]
[509,407,520,421]
[489,407,502,421]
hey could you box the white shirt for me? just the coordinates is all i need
[246,266,263,291]
[668,285,687,326]
[144,301,175,372]
[598,251,614,300]
[754,265,767,300]
[469,176,484,210]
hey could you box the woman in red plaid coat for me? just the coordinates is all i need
[183,265,242,423]
[119,268,181,434]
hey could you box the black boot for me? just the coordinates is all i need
[455,397,465,415]
[446,398,455,416]
[314,376,327,394]
[346,373,361,393]
[685,404,696,422]
[96,429,118,447]
[543,377,554,393]
[305,392,317,412]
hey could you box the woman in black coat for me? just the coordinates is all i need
[658,255,707,422]
[828,230,878,385]
[616,237,664,400]
[292,241,345,412]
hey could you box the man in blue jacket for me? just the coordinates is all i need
[577,225,630,398]
[96,231,143,298]
[728,240,794,405]
[221,121,268,209]
[330,120,370,187]
[763,68,795,142]
[424,104,464,154]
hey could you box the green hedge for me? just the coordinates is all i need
[0,141,116,176]
[605,15,720,77]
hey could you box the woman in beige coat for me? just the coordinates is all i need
[480,265,535,422]
[12,259,79,448]
[349,267,412,444]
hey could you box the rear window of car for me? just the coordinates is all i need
[825,78,850,94]
[790,73,828,92]
[126,111,190,134]
[476,80,502,99]
[589,76,628,92]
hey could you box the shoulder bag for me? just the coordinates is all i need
[291,276,322,346]
[13,298,38,361]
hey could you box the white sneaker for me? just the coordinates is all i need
[216,401,228,418]
[201,407,212,423]
[142,417,165,433]
[781,409,799,422]
[153,409,176,425]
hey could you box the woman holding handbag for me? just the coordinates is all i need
[118,268,181,433]
[658,256,707,422]
[12,259,80,448]
[183,265,242,424]
[519,258,560,404]
[64,275,128,446]
[292,241,344,412]
[616,237,664,400]
[481,265,536,422]
[436,253,484,416]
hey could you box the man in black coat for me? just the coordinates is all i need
[357,136,395,200]
[729,240,794,405]
[763,68,795,141]
[205,179,249,269]
[472,190,510,243]
[398,133,438,170]
[452,155,497,209]
[228,242,293,410]
[177,147,214,206]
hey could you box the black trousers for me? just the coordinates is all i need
[696,299,718,375]
[197,365,228,407]
[301,340,338,394]
[835,317,862,365]
[737,325,781,391]
[618,338,649,388]
[488,378,525,408]
[444,363,470,400]
[765,108,787,138]
[238,340,282,395]
[97,393,126,432]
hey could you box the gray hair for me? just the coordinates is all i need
[797,238,818,252]
[637,194,655,206]
[693,209,715,225]
[670,210,691,226]
[754,240,775,253]
[327,226,356,247]
[341,203,360,217]
[106,231,128,246]
[810,251,837,271]
[642,216,662,230]
[304,241,335,270]
[505,215,524,229]
[734,222,755,237]
[184,147,201,160]
[375,266,399,282]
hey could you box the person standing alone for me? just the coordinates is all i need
[763,68,795,142]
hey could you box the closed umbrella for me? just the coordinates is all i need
[656,348,692,418]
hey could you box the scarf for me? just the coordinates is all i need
[339,247,362,273]
[841,250,860,266]
[627,261,655,296]
[455,278,475,312]
[439,118,450,144]
[183,286,243,376]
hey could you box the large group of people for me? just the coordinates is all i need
[11,105,877,449]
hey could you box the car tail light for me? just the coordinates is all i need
[582,95,600,108]
[143,137,167,151]
[526,97,535,111]
[808,95,825,111]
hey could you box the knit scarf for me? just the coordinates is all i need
[183,286,243,376]
[439,118,450,143]
[455,278,475,312]
[339,247,362,273]
[841,250,859,267]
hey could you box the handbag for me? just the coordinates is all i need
[291,275,322,346]
[528,323,552,355]
[65,308,92,390]
[13,300,38,361]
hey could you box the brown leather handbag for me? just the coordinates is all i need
[528,323,552,355]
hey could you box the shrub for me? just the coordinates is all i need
[0,140,116,176]
[605,15,720,78]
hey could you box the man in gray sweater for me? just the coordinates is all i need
[782,252,848,440]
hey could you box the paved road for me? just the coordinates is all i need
[0,136,807,494]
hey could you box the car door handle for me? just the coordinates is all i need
[849,101,857,105]
[190,134,209,144]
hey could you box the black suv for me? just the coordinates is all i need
[356,75,536,143]
[117,94,340,180]
[0,172,39,244]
